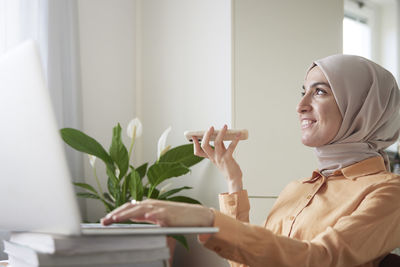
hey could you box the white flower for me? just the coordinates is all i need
[127,118,143,139]
[115,168,120,178]
[88,154,96,168]
[158,126,172,159]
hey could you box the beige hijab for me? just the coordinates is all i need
[309,54,400,176]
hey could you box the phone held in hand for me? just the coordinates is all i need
[184,129,249,142]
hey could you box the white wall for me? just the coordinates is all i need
[78,0,137,221]
[138,1,232,266]
[138,0,232,207]
[379,0,398,79]
[233,0,344,224]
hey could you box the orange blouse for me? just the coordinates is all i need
[200,156,400,267]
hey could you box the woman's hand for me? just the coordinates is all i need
[193,125,243,193]
[101,199,214,227]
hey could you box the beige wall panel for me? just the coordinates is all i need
[234,0,344,196]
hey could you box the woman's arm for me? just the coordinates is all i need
[201,177,400,267]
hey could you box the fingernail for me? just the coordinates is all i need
[106,214,112,219]
[112,215,118,220]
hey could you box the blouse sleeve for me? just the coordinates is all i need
[200,178,400,267]
[198,190,251,267]
[218,190,250,222]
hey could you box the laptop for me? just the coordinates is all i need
[0,40,218,236]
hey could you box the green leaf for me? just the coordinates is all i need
[60,128,113,168]
[77,192,114,213]
[77,192,100,200]
[168,234,189,250]
[158,186,192,200]
[103,192,114,204]
[159,144,204,167]
[144,187,160,199]
[121,175,128,204]
[167,195,201,205]
[136,163,148,179]
[107,168,121,206]
[106,166,119,185]
[73,182,98,194]
[147,162,190,187]
[129,170,144,201]
[109,124,129,178]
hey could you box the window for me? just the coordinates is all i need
[343,15,372,59]
[343,0,374,59]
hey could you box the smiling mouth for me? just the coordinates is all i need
[301,119,316,129]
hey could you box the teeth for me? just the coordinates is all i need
[301,120,314,126]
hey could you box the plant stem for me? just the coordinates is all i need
[93,166,104,196]
[128,126,137,162]
[148,185,155,198]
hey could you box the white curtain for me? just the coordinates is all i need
[0,0,84,259]
[0,0,83,180]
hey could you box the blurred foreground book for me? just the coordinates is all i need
[3,232,169,267]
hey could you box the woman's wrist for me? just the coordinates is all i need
[228,178,243,193]
[204,207,215,227]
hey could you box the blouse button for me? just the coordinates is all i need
[289,215,295,221]
[306,195,312,200]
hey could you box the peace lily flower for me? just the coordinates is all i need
[87,154,104,196]
[88,154,97,167]
[158,126,172,159]
[127,118,143,139]
[115,167,120,178]
[127,118,143,160]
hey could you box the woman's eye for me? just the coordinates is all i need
[315,88,326,95]
[301,91,306,97]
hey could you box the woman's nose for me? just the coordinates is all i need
[296,96,312,114]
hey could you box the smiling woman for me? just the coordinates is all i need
[102,54,400,267]
[298,66,343,148]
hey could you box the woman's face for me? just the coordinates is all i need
[297,66,343,147]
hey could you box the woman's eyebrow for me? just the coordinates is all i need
[302,82,331,90]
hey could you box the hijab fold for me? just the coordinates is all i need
[308,55,400,176]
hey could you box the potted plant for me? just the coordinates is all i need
[60,118,204,251]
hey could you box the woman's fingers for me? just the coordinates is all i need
[226,132,241,155]
[101,200,214,227]
[201,126,215,158]
[214,125,227,158]
[193,137,208,158]
[101,201,136,225]
[109,203,156,224]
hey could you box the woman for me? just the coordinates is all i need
[101,54,400,267]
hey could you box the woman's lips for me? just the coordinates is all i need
[301,119,316,129]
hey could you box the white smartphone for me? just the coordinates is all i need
[184,129,249,142]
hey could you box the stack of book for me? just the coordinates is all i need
[3,232,170,267]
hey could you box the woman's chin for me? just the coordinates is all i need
[301,138,319,147]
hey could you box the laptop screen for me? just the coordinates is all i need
[0,41,82,235]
